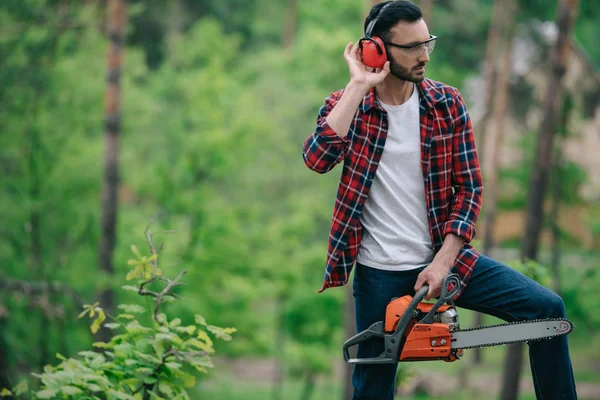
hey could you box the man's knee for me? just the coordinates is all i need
[538,291,566,319]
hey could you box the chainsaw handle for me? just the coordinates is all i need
[343,321,385,362]
[419,273,461,324]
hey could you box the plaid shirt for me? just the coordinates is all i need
[302,78,483,297]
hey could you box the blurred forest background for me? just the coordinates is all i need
[1,0,599,399]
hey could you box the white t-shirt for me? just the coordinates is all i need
[356,85,434,271]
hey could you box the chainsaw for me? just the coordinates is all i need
[343,274,573,364]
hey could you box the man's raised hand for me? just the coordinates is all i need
[344,42,390,89]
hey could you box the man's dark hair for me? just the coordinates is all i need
[364,1,423,42]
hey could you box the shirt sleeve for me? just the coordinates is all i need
[302,91,350,174]
[443,90,483,242]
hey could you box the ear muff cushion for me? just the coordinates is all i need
[361,36,387,69]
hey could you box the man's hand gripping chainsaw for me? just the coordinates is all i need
[343,274,573,364]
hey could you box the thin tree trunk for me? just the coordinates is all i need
[481,1,517,259]
[500,342,525,400]
[281,0,298,50]
[166,0,185,62]
[0,314,10,390]
[342,282,355,400]
[419,0,432,25]
[98,0,126,343]
[550,145,562,296]
[299,372,316,400]
[549,95,572,296]
[501,1,579,399]
[365,0,383,19]
[521,0,579,259]
[474,0,503,168]
[28,125,50,371]
[474,0,516,366]
[272,293,286,400]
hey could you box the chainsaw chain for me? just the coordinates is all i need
[452,318,573,350]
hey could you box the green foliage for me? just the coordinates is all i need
[2,236,235,399]
[506,259,551,287]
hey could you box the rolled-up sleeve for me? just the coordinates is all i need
[442,91,483,242]
[302,91,350,174]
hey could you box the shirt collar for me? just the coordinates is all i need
[359,78,442,113]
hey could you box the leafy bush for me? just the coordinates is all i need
[1,228,235,400]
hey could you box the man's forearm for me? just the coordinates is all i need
[326,81,369,138]
[434,233,465,271]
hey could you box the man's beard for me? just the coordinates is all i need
[389,56,427,83]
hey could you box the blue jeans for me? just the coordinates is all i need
[352,255,577,400]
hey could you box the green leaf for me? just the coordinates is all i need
[156,313,167,325]
[61,386,82,395]
[158,383,174,397]
[104,323,122,330]
[90,310,106,334]
[118,304,146,314]
[194,315,207,326]
[164,362,182,370]
[162,295,176,303]
[109,390,136,400]
[152,338,165,359]
[131,244,142,258]
[124,359,138,367]
[186,338,213,354]
[88,384,102,392]
[121,285,140,292]
[13,381,28,395]
[207,325,236,341]
[36,389,58,399]
[181,373,196,388]
[0,388,12,397]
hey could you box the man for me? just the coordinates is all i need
[302,1,577,399]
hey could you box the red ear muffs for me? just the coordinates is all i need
[360,36,387,69]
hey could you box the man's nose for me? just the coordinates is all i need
[418,49,430,63]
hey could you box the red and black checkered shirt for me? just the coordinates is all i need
[303,78,483,296]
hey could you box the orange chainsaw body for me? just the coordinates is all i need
[385,295,461,362]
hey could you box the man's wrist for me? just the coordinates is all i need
[347,79,371,95]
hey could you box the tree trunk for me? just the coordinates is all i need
[300,372,316,400]
[0,315,10,391]
[501,1,579,399]
[500,342,525,400]
[98,0,126,343]
[419,0,432,25]
[342,282,355,400]
[365,0,383,19]
[549,95,572,296]
[281,0,298,50]
[481,0,517,260]
[272,293,286,400]
[550,145,562,296]
[474,0,516,366]
[521,0,579,259]
[474,0,503,168]
[166,0,185,61]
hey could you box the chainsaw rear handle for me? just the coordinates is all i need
[419,273,462,324]
[343,273,461,364]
